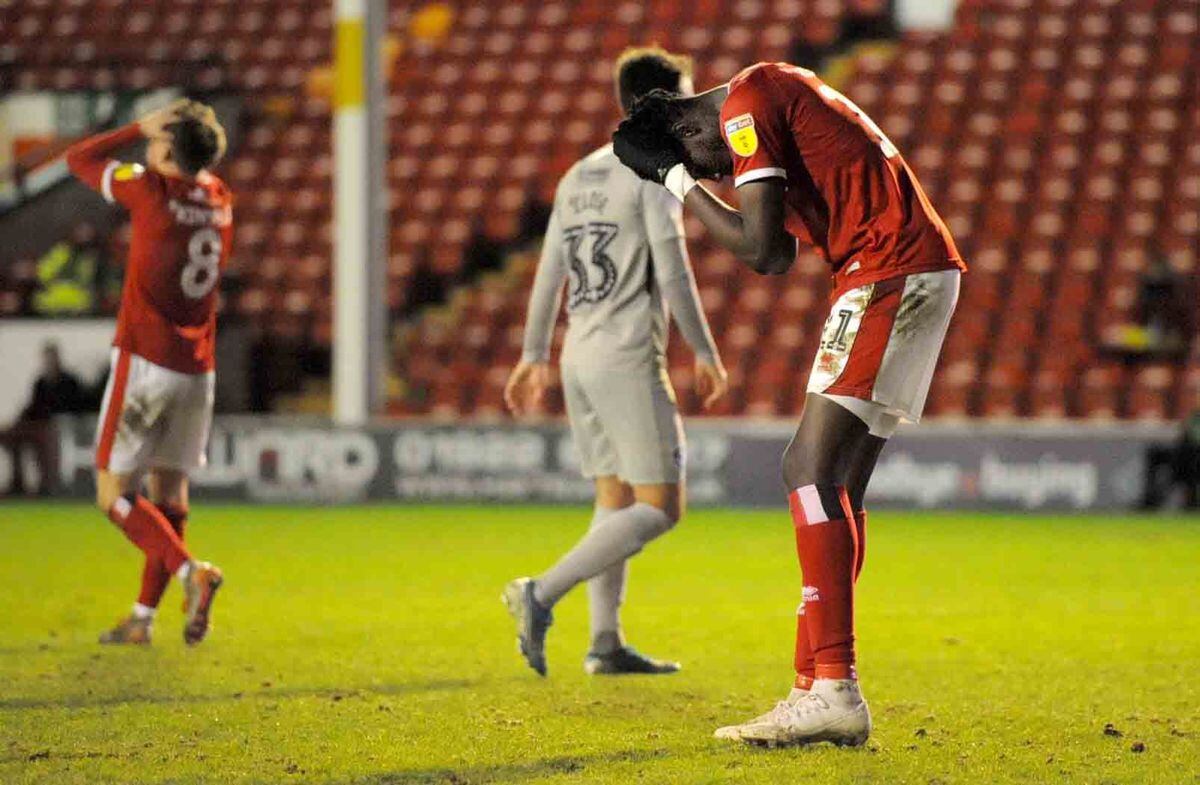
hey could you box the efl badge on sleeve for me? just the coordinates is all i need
[724,114,758,157]
[113,163,145,181]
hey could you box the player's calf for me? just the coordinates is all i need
[534,502,676,608]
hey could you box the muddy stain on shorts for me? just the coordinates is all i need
[893,279,934,338]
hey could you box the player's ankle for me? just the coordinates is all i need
[589,630,623,656]
[131,603,156,620]
[530,580,555,610]
[814,663,857,681]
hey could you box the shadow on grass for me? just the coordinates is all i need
[328,748,670,785]
[0,679,474,711]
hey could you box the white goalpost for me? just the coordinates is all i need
[332,0,386,425]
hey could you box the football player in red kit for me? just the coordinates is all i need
[65,100,231,646]
[614,63,965,746]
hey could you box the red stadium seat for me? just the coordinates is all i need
[6,0,1195,418]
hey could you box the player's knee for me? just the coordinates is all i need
[653,495,682,526]
[594,476,634,510]
[638,503,677,542]
[633,484,681,525]
[781,441,817,490]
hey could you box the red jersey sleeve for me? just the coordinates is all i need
[64,124,157,209]
[720,67,791,188]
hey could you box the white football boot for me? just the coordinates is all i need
[713,687,809,741]
[714,679,870,747]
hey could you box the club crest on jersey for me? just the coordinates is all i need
[113,163,144,181]
[724,113,758,157]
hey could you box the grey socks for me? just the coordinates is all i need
[587,508,628,654]
[534,502,674,610]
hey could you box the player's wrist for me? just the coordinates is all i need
[664,163,697,202]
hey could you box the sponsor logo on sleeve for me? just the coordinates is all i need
[113,163,145,182]
[723,113,758,157]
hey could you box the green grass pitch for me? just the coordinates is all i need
[2,503,1199,784]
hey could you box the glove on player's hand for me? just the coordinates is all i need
[612,92,683,184]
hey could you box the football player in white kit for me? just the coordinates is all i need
[503,48,727,676]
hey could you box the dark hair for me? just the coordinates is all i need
[167,108,226,175]
[628,88,690,134]
[614,46,694,114]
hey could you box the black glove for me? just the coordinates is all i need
[612,111,681,185]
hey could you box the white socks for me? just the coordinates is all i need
[535,502,675,607]
[131,603,156,620]
[811,679,864,707]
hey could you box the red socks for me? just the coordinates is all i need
[108,494,191,576]
[853,509,867,581]
[789,487,863,685]
[136,503,188,608]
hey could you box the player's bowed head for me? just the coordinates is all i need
[139,99,227,179]
[613,87,733,188]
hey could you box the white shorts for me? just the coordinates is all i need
[807,269,960,437]
[561,361,685,485]
[94,349,215,474]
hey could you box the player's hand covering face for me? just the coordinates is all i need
[615,90,730,183]
[612,96,683,185]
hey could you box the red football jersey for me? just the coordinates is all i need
[721,63,964,298]
[66,124,232,374]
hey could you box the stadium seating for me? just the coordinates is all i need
[393,0,1199,420]
[3,0,1196,419]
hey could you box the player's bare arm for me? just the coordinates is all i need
[683,180,796,275]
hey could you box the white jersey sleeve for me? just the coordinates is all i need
[642,182,720,365]
[520,200,567,364]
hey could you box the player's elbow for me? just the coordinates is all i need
[741,248,793,276]
[760,251,795,275]
[737,231,795,275]
[63,147,94,179]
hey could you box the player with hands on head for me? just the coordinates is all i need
[502,46,727,678]
[65,97,231,647]
[614,63,965,746]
